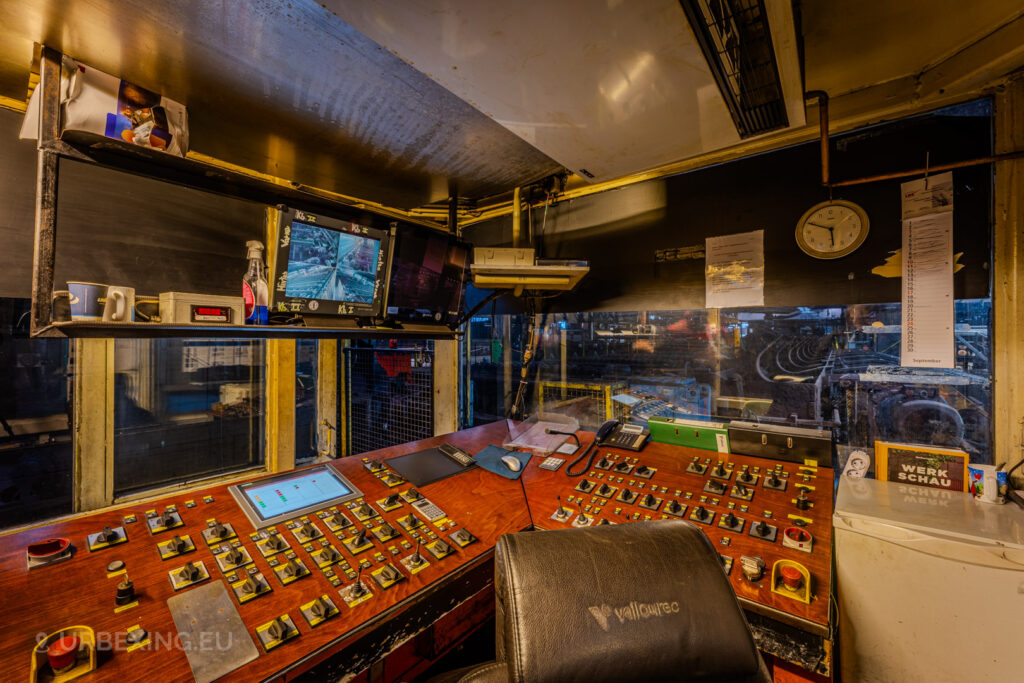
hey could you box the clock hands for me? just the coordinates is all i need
[807,222,835,246]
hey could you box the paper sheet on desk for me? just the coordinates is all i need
[901,211,954,368]
[705,230,764,308]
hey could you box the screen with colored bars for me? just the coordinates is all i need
[242,468,353,520]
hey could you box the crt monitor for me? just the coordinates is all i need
[386,226,470,326]
[272,207,392,318]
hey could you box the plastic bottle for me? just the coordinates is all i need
[243,240,269,325]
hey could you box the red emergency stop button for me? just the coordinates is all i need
[47,634,80,673]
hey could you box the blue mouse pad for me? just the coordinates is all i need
[474,445,532,480]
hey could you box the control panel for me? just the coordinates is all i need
[0,430,531,683]
[525,442,834,634]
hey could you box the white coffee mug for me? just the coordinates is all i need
[102,286,136,322]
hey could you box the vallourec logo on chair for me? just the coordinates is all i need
[587,601,681,631]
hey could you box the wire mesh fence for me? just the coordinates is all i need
[345,345,434,455]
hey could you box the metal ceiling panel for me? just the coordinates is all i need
[322,0,804,184]
[0,0,562,209]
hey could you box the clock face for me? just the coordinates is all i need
[795,200,869,259]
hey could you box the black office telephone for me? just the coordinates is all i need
[594,419,650,451]
[565,420,649,477]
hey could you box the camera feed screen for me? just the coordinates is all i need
[285,221,381,303]
[388,232,469,322]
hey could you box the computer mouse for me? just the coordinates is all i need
[500,455,521,472]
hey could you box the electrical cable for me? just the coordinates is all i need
[564,437,599,477]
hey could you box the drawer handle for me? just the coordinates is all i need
[761,434,767,445]
[787,437,793,448]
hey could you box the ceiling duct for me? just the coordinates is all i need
[680,0,789,138]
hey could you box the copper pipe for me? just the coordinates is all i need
[805,90,829,186]
[829,150,1024,188]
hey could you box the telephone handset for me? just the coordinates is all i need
[594,419,650,451]
[565,420,650,477]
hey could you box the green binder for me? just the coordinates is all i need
[648,416,730,453]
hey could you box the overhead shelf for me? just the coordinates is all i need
[52,130,440,229]
[37,320,459,340]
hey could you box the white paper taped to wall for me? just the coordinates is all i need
[900,211,954,368]
[705,229,764,309]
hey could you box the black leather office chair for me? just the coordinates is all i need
[436,519,771,683]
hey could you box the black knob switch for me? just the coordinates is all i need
[708,479,725,494]
[211,521,228,538]
[739,470,754,483]
[694,505,708,520]
[636,465,650,476]
[713,463,726,477]
[615,461,631,472]
[407,516,421,529]
[310,597,327,618]
[179,562,199,581]
[358,504,374,517]
[598,484,611,496]
[224,547,243,565]
[597,518,610,525]
[266,532,284,550]
[643,494,655,506]
[115,575,135,605]
[300,521,317,538]
[281,560,298,578]
[99,526,118,543]
[240,576,257,594]
[755,520,770,536]
[796,491,811,510]
[768,472,782,487]
[385,494,400,506]
[735,483,749,496]
[167,535,184,553]
[668,500,681,514]
[355,530,369,546]
[723,512,737,528]
[407,488,421,501]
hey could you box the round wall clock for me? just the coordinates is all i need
[795,199,870,259]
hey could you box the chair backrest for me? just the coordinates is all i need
[493,519,771,682]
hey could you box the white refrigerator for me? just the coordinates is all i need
[834,475,1024,682]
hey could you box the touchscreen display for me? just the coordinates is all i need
[241,467,352,520]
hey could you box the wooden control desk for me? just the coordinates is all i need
[522,440,834,677]
[0,423,529,683]
[0,422,834,681]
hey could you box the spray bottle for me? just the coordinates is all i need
[243,240,268,325]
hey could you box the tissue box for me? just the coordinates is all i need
[21,56,189,156]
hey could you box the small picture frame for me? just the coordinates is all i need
[874,441,968,492]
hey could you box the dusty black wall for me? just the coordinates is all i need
[466,100,993,313]
[0,107,265,300]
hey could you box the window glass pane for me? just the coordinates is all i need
[0,299,73,527]
[113,339,265,495]
[345,340,434,455]
[295,339,318,463]
[468,301,992,467]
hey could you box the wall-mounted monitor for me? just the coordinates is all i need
[386,226,470,327]
[272,207,392,319]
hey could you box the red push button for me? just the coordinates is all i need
[780,566,804,590]
[47,635,79,673]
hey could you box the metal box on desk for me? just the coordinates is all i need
[728,421,833,466]
[648,416,729,453]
